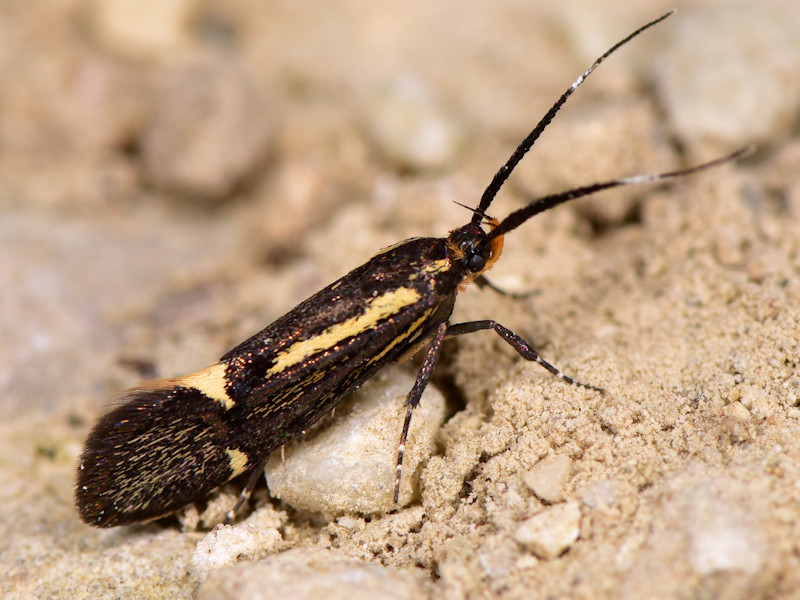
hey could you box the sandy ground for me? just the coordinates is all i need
[2,0,800,598]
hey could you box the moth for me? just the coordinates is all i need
[76,11,747,527]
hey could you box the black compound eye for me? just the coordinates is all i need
[467,253,486,272]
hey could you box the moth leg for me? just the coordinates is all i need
[394,321,448,504]
[474,275,539,300]
[224,458,268,524]
[447,320,604,393]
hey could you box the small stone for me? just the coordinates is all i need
[197,548,430,600]
[514,502,581,559]
[654,2,800,148]
[265,366,446,518]
[335,515,363,531]
[365,74,463,171]
[477,534,519,579]
[738,385,775,419]
[142,58,274,202]
[581,479,618,508]
[523,454,574,503]
[48,57,149,155]
[191,519,283,581]
[90,0,198,60]
[687,483,764,576]
[193,489,237,529]
[723,401,751,423]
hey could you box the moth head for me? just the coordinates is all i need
[446,218,504,283]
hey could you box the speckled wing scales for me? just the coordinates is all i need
[76,237,460,527]
[76,383,248,527]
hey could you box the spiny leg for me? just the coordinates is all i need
[446,320,604,393]
[224,457,268,524]
[394,321,448,504]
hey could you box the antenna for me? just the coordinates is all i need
[472,10,675,223]
[486,147,752,241]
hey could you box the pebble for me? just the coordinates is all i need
[191,515,283,581]
[514,502,581,559]
[723,401,751,423]
[686,483,764,576]
[142,58,274,202]
[264,366,446,517]
[654,1,800,148]
[90,0,198,60]
[523,454,574,504]
[197,548,430,600]
[581,479,618,508]
[365,74,463,171]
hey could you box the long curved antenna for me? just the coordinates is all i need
[487,147,752,241]
[472,10,675,224]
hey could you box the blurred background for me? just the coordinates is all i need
[2,1,800,597]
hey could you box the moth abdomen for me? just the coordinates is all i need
[75,376,253,527]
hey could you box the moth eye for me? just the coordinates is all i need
[467,253,486,272]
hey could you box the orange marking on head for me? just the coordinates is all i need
[483,217,504,273]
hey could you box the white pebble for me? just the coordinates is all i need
[265,366,446,517]
[191,522,282,581]
[723,401,751,423]
[90,0,197,60]
[514,502,581,559]
[197,548,430,600]
[523,454,574,503]
[687,484,764,576]
[142,58,274,202]
[365,74,463,171]
[581,479,618,508]
[655,2,800,148]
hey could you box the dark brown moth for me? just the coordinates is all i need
[76,11,748,527]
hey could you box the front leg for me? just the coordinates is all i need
[394,321,448,504]
[446,320,604,393]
